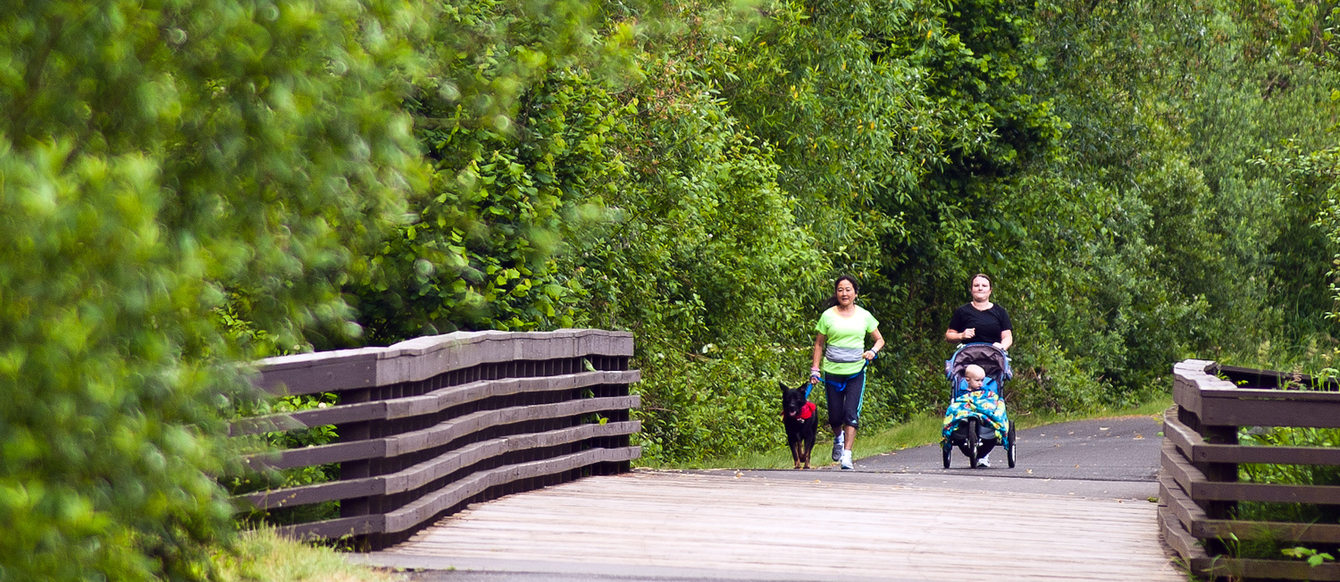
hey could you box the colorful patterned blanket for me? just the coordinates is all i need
[941,389,1010,443]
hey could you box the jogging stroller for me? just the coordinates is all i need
[941,343,1016,469]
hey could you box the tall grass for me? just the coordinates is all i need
[212,529,405,582]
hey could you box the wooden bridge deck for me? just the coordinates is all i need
[359,469,1184,581]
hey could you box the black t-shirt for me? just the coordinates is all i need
[947,303,1013,344]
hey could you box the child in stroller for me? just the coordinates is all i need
[941,343,1016,469]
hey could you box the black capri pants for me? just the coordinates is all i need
[824,370,866,429]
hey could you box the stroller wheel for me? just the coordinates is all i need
[967,418,980,469]
[1007,421,1017,468]
[942,441,951,469]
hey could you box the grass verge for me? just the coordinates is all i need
[212,528,407,582]
[653,393,1174,470]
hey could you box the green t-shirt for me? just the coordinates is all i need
[815,305,879,375]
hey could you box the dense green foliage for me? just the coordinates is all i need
[0,0,422,579]
[348,0,1340,466]
[7,0,1340,576]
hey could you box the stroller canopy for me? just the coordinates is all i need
[945,343,1012,383]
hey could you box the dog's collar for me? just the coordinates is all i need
[785,401,816,420]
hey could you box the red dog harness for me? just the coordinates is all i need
[784,401,816,420]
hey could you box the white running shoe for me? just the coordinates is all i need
[840,450,853,470]
[977,453,991,468]
[831,433,845,462]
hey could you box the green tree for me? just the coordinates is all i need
[0,0,423,578]
[344,0,639,343]
[329,0,1340,463]
[566,46,829,460]
[1023,0,1340,396]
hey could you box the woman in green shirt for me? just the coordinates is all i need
[810,275,885,470]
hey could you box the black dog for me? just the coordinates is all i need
[780,382,818,469]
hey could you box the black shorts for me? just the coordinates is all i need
[824,370,866,429]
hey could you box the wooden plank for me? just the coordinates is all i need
[1158,474,1206,534]
[382,370,640,421]
[1199,394,1340,428]
[238,421,640,510]
[395,534,1164,567]
[382,446,641,533]
[397,501,1164,537]
[1173,372,1205,417]
[241,438,386,471]
[231,370,639,437]
[1200,558,1340,581]
[365,470,1183,581]
[1162,406,1198,460]
[1215,364,1340,392]
[1161,439,1206,495]
[243,479,381,513]
[1158,506,1208,565]
[1164,439,1340,506]
[279,512,382,539]
[1196,518,1340,545]
[1174,359,1340,427]
[379,330,634,385]
[462,492,1161,525]
[1163,471,1340,543]
[413,473,1159,523]
[282,447,639,539]
[1163,406,1340,466]
[1212,444,1340,466]
[252,330,634,395]
[383,395,640,456]
[244,395,638,469]
[1194,480,1340,506]
[253,348,381,395]
[231,400,389,437]
[1199,385,1287,400]
[1173,359,1227,416]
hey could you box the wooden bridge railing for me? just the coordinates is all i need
[230,329,641,549]
[1160,359,1340,581]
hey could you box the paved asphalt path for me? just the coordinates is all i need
[396,414,1165,581]
[725,414,1166,500]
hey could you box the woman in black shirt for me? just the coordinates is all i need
[944,273,1013,351]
